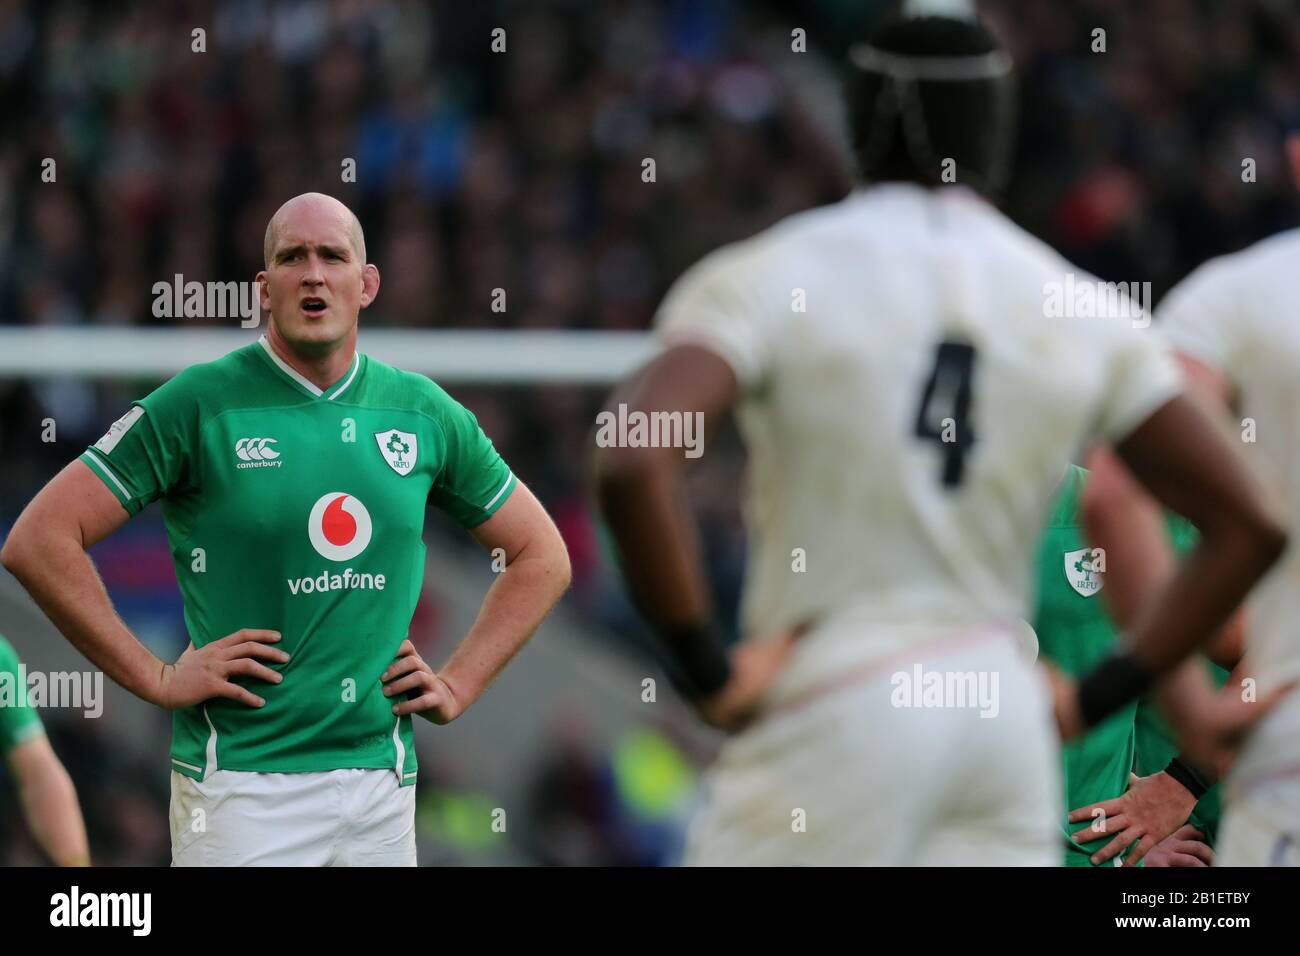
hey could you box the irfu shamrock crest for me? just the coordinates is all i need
[375,429,418,475]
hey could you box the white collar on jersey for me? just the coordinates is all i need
[258,334,360,400]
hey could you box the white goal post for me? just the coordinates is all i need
[0,328,659,385]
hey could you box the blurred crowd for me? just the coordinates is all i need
[2,0,1300,863]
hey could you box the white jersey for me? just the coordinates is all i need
[654,184,1181,665]
[1157,229,1300,789]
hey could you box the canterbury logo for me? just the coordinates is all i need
[234,437,282,469]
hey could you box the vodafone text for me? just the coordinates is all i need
[288,567,386,594]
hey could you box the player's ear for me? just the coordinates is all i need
[359,263,380,309]
[255,272,271,314]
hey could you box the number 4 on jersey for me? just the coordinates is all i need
[913,340,978,487]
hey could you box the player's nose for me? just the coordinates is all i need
[301,255,326,285]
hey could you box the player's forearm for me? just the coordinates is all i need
[594,451,713,629]
[1109,396,1287,677]
[1082,449,1247,671]
[1080,449,1176,630]
[1206,610,1246,671]
[1158,654,1251,761]
[2,530,164,705]
[16,750,89,866]
[438,539,570,708]
[593,345,735,635]
[595,454,735,698]
[1122,525,1280,676]
[1151,658,1235,790]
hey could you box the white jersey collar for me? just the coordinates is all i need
[257,335,361,401]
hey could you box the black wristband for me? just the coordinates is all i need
[1165,755,1211,800]
[1077,652,1156,729]
[659,622,732,700]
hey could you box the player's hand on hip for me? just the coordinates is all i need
[382,640,461,725]
[156,629,287,709]
[1068,771,1197,866]
[696,631,799,732]
[1144,824,1214,867]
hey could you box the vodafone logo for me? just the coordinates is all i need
[307,493,373,561]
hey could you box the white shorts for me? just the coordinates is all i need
[684,626,1060,866]
[1215,679,1300,866]
[170,768,417,867]
[1216,782,1300,866]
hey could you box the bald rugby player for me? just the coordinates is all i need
[2,193,571,866]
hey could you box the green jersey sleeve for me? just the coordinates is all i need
[79,374,202,514]
[427,387,516,528]
[0,637,44,754]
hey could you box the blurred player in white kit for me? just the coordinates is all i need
[1086,136,1300,863]
[594,5,1287,866]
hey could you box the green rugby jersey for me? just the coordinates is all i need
[1033,465,1137,867]
[0,636,45,755]
[1034,467,1223,863]
[80,335,517,785]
